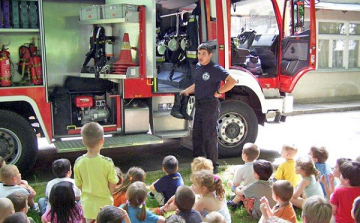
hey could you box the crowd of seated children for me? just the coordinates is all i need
[149,155,184,206]
[290,156,324,208]
[309,146,335,198]
[113,167,146,207]
[259,180,296,223]
[273,144,301,187]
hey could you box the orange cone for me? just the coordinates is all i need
[113,33,137,74]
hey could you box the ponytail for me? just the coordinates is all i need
[137,202,146,221]
[213,175,225,200]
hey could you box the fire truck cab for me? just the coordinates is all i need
[0,0,316,174]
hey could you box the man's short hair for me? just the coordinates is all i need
[272,180,293,202]
[302,196,332,223]
[253,159,273,181]
[243,143,260,161]
[3,212,28,223]
[0,165,18,183]
[6,192,27,212]
[175,185,195,211]
[81,122,104,149]
[340,161,360,186]
[197,43,213,54]
[52,158,71,178]
[310,146,329,163]
[162,155,178,174]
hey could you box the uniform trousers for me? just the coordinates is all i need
[192,98,220,167]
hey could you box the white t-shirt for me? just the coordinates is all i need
[0,183,30,198]
[233,162,256,186]
[45,178,81,198]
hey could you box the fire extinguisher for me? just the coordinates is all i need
[0,45,12,87]
[18,39,42,85]
[29,55,42,85]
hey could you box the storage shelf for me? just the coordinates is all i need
[78,18,126,25]
[0,28,40,33]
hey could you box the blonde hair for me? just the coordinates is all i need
[296,156,319,179]
[243,143,260,161]
[302,196,332,223]
[113,167,145,194]
[0,198,15,222]
[0,165,18,184]
[81,122,104,149]
[204,211,225,223]
[191,157,213,173]
[191,170,224,200]
[123,181,147,221]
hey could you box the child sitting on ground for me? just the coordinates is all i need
[121,181,165,223]
[290,156,323,209]
[96,205,131,223]
[113,167,146,207]
[0,198,15,223]
[41,181,84,223]
[232,159,276,219]
[74,122,118,222]
[7,192,35,223]
[259,180,296,223]
[273,144,301,188]
[191,170,231,223]
[174,185,202,223]
[38,158,81,215]
[309,146,334,197]
[149,155,184,206]
[352,196,360,223]
[0,165,37,211]
[227,143,260,191]
[302,196,332,223]
[330,161,360,223]
[204,211,226,223]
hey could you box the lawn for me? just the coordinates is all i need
[26,165,302,223]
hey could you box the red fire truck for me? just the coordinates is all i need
[0,0,316,174]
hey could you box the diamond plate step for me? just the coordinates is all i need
[54,134,163,153]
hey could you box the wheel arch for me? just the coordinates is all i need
[0,96,51,142]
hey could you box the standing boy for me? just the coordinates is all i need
[180,43,236,173]
[330,161,360,223]
[74,122,118,222]
[274,144,301,187]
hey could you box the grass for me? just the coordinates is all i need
[27,165,302,223]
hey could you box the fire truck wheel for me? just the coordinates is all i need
[218,100,258,157]
[0,110,38,175]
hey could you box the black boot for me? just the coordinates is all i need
[171,94,184,119]
[180,95,193,120]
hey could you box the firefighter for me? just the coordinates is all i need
[180,43,236,173]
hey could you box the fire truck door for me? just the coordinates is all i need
[279,0,317,93]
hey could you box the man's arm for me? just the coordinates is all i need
[214,75,237,97]
[180,84,195,96]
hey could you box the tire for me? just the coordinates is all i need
[218,100,258,157]
[0,110,38,175]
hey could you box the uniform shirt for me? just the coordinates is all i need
[154,172,184,203]
[178,209,202,223]
[233,162,256,187]
[194,61,229,100]
[0,183,30,198]
[330,186,360,223]
[74,154,118,219]
[274,159,302,187]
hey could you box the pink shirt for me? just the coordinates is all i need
[330,186,360,223]
[42,204,84,223]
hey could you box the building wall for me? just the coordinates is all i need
[291,6,360,103]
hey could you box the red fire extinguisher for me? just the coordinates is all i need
[0,45,12,87]
[29,55,42,85]
[18,39,42,85]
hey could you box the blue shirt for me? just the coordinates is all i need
[315,162,335,197]
[154,172,184,203]
[194,61,229,100]
[120,205,158,223]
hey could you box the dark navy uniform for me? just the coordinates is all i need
[193,60,229,167]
